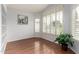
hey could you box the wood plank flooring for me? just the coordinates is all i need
[5,37,75,54]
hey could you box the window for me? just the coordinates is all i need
[35,19,40,32]
[42,7,63,35]
[47,15,51,33]
[56,11,63,35]
[50,13,55,34]
[43,16,47,32]
[72,6,79,39]
[43,15,51,33]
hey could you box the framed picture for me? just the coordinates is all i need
[17,15,28,24]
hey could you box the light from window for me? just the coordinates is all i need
[50,13,55,34]
[56,11,63,35]
[35,19,40,32]
[72,6,79,39]
[47,15,51,33]
[43,11,63,35]
[42,5,63,35]
[43,16,47,32]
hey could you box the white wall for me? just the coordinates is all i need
[63,4,72,34]
[7,8,35,42]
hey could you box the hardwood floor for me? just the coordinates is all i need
[5,37,75,54]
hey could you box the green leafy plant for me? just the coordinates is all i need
[55,33,74,50]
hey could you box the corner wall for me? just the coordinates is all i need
[40,4,79,53]
[40,4,71,42]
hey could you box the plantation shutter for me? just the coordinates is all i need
[72,6,79,40]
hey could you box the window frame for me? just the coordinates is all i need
[34,18,40,32]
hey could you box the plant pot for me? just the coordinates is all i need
[61,44,68,51]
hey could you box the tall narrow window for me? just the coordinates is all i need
[43,15,51,33]
[35,19,40,32]
[72,6,79,40]
[43,16,47,32]
[56,11,63,35]
[47,15,51,33]
[50,13,55,35]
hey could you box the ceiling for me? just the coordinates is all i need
[7,4,48,13]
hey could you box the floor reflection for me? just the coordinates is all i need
[42,44,51,53]
[34,41,40,53]
[5,38,75,54]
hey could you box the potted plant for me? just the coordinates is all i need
[55,33,74,51]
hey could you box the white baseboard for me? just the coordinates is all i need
[1,39,7,54]
[69,47,78,54]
